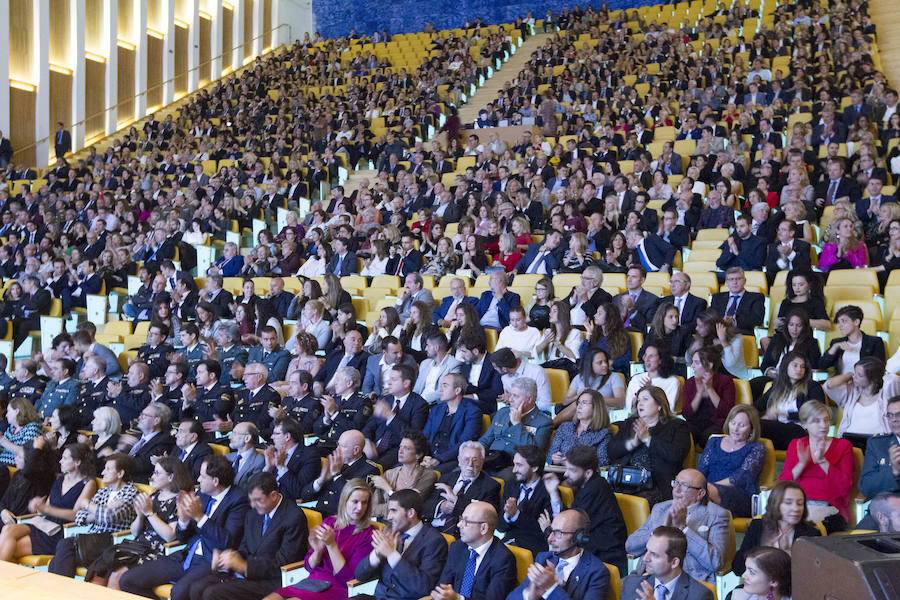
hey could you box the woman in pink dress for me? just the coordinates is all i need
[265,479,375,600]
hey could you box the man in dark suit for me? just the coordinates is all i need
[314,328,370,391]
[496,445,552,556]
[173,419,214,479]
[327,237,358,276]
[614,266,660,327]
[128,401,177,482]
[715,215,767,273]
[434,277,478,326]
[543,446,627,574]
[476,271,522,330]
[0,130,12,168]
[424,442,502,535]
[355,489,449,600]
[858,396,900,500]
[263,417,319,500]
[507,509,610,600]
[182,471,308,600]
[661,272,707,333]
[433,501,518,600]
[300,429,378,515]
[842,89,873,126]
[362,364,429,469]
[563,267,613,326]
[516,230,564,275]
[386,232,424,278]
[710,267,766,334]
[15,275,51,347]
[54,122,72,158]
[201,275,235,318]
[627,229,677,273]
[119,456,251,600]
[656,209,691,250]
[765,219,812,285]
[856,177,896,225]
[362,336,418,396]
[421,374,483,474]
[814,158,861,211]
[226,421,266,492]
[456,335,504,416]
[620,527,714,600]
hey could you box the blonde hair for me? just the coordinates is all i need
[335,478,374,532]
[722,405,761,442]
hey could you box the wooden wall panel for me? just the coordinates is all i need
[263,0,272,50]
[199,16,211,85]
[49,71,73,159]
[9,0,35,81]
[146,34,163,109]
[244,0,254,60]
[118,0,134,38]
[174,24,188,95]
[85,0,104,54]
[117,46,135,125]
[9,87,36,166]
[49,0,71,65]
[85,59,106,140]
[222,6,233,74]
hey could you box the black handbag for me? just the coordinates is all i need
[606,465,653,494]
[74,532,114,566]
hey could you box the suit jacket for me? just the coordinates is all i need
[268,443,320,500]
[565,287,613,323]
[314,348,370,385]
[422,399,483,464]
[496,480,552,556]
[327,252,358,277]
[238,494,308,582]
[130,432,176,483]
[620,572,714,600]
[300,457,378,515]
[571,474,627,572]
[507,551,610,600]
[54,130,72,156]
[414,355,462,404]
[355,523,448,600]
[459,359,504,415]
[716,234,766,272]
[175,442,213,479]
[637,235,677,270]
[709,291,765,334]
[424,470,501,534]
[361,353,418,396]
[859,433,900,500]
[438,538,517,600]
[434,296,478,323]
[661,294,707,331]
[765,240,812,282]
[207,288,235,318]
[820,333,886,372]
[396,288,436,323]
[226,449,266,491]
[386,250,424,278]
[176,486,251,566]
[19,289,51,320]
[475,290,522,330]
[814,176,860,206]
[614,289,660,326]
[626,500,731,583]
[516,242,560,274]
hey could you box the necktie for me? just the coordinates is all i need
[395,257,404,276]
[233,452,243,474]
[182,497,217,570]
[263,351,269,361]
[655,583,669,600]
[555,559,568,583]
[129,437,147,456]
[262,514,271,535]
[827,180,838,204]
[527,252,545,274]
[398,532,409,553]
[460,549,478,597]
[675,297,683,316]
[520,484,533,504]
[179,449,187,461]
[335,255,343,274]
[454,478,471,495]
[726,295,739,317]
[393,398,401,414]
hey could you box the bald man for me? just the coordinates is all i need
[432,502,517,600]
[300,429,378,516]
[625,469,731,584]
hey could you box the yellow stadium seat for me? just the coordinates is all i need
[742,336,759,369]
[615,493,650,535]
[604,563,622,600]
[831,299,883,330]
[507,545,534,584]
[485,329,499,353]
[209,444,229,456]
[545,369,570,404]
[104,320,133,337]
[694,229,731,242]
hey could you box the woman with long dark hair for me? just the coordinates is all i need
[555,348,626,425]
[755,352,826,450]
[687,309,750,380]
[581,302,632,376]
[682,347,737,446]
[640,302,691,362]
[752,308,821,400]
[774,271,830,331]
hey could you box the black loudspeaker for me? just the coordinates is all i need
[792,533,900,600]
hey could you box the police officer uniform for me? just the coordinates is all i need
[177,342,208,381]
[136,342,174,380]
[76,376,108,428]
[230,384,280,439]
[179,382,235,428]
[216,344,248,387]
[312,392,372,442]
[300,457,379,516]
[247,346,291,382]
[280,394,323,434]
[35,377,79,418]
[8,376,46,405]
[105,384,151,428]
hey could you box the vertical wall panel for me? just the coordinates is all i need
[147,0,163,29]
[199,14,211,85]
[263,0,271,50]
[9,87,36,165]
[49,70,72,158]
[9,0,35,81]
[146,34,163,109]
[117,46,135,125]
[84,0,103,54]
[174,23,188,95]
[221,6,233,75]
[243,0,253,61]
[84,58,105,140]
[117,0,133,37]
[49,0,71,65]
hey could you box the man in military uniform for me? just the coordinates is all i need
[312,366,372,444]
[106,361,153,427]
[182,360,234,441]
[215,323,247,387]
[176,323,207,381]
[75,355,109,428]
[135,323,174,380]
[35,358,79,419]
[214,362,280,441]
[247,326,290,383]
[273,370,322,433]
[300,429,378,516]
[8,359,45,406]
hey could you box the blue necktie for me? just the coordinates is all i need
[335,255,343,274]
[179,450,187,461]
[262,514,271,535]
[460,548,478,597]
[655,583,669,600]
[182,497,216,570]
[398,532,409,553]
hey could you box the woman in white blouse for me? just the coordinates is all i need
[625,344,682,414]
[296,244,330,279]
[296,299,331,351]
[535,301,583,365]
[360,240,389,277]
[824,356,900,441]
[495,306,543,360]
[364,307,403,355]
[687,310,751,381]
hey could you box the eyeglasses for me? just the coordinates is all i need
[886,411,900,420]
[671,480,704,491]
[245,371,265,377]
[458,518,486,527]
[548,529,578,537]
